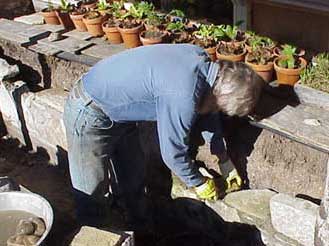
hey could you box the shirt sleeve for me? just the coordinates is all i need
[156,94,204,188]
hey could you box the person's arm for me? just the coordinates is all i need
[156,94,204,188]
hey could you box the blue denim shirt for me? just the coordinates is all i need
[82,44,220,187]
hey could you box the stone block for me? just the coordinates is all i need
[14,13,44,25]
[63,29,93,41]
[0,59,20,80]
[38,36,93,54]
[21,88,68,164]
[81,44,125,59]
[69,226,134,246]
[0,80,29,145]
[224,190,276,225]
[206,199,241,223]
[270,193,319,246]
[0,19,50,44]
[28,43,62,56]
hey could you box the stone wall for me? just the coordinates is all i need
[0,39,89,90]
[0,0,35,19]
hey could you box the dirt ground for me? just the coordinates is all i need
[0,136,77,246]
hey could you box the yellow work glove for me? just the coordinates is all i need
[194,178,219,201]
[220,159,242,193]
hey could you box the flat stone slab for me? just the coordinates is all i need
[81,44,125,59]
[38,36,93,54]
[89,36,109,45]
[0,19,50,44]
[224,189,276,223]
[28,43,62,56]
[63,29,93,40]
[270,193,319,246]
[69,226,134,246]
[14,13,44,25]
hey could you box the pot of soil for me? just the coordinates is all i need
[221,29,246,46]
[216,43,246,62]
[193,38,217,61]
[139,30,166,46]
[245,49,274,82]
[102,20,123,44]
[56,10,74,29]
[82,11,105,37]
[41,8,60,25]
[117,21,144,48]
[274,56,307,86]
[245,36,276,53]
[81,0,97,10]
[69,8,88,32]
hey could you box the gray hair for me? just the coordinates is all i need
[198,60,264,116]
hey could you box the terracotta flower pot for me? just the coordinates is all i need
[70,12,87,32]
[41,9,60,25]
[56,11,74,29]
[139,30,165,46]
[216,46,246,62]
[82,13,104,37]
[274,57,307,86]
[205,46,216,62]
[102,22,123,44]
[118,23,143,49]
[245,54,274,83]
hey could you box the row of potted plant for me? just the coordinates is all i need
[41,0,308,86]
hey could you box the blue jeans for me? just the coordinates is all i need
[63,81,147,226]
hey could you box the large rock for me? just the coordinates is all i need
[224,189,276,226]
[270,193,319,246]
[21,88,68,164]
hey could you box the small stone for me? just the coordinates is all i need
[270,193,319,246]
[0,58,19,80]
[48,32,63,42]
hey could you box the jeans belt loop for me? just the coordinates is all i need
[74,80,104,114]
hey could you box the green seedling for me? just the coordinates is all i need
[223,24,238,41]
[109,1,124,12]
[121,1,154,21]
[301,53,329,93]
[166,21,185,32]
[212,25,225,42]
[168,9,185,18]
[194,24,215,40]
[59,0,72,12]
[247,47,273,65]
[278,44,297,69]
[97,0,109,11]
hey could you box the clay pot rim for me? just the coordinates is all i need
[273,57,307,75]
[216,44,247,58]
[82,13,103,24]
[140,30,166,41]
[117,23,144,33]
[245,53,274,71]
[102,21,117,28]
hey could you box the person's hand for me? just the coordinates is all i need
[220,159,243,193]
[194,178,219,201]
